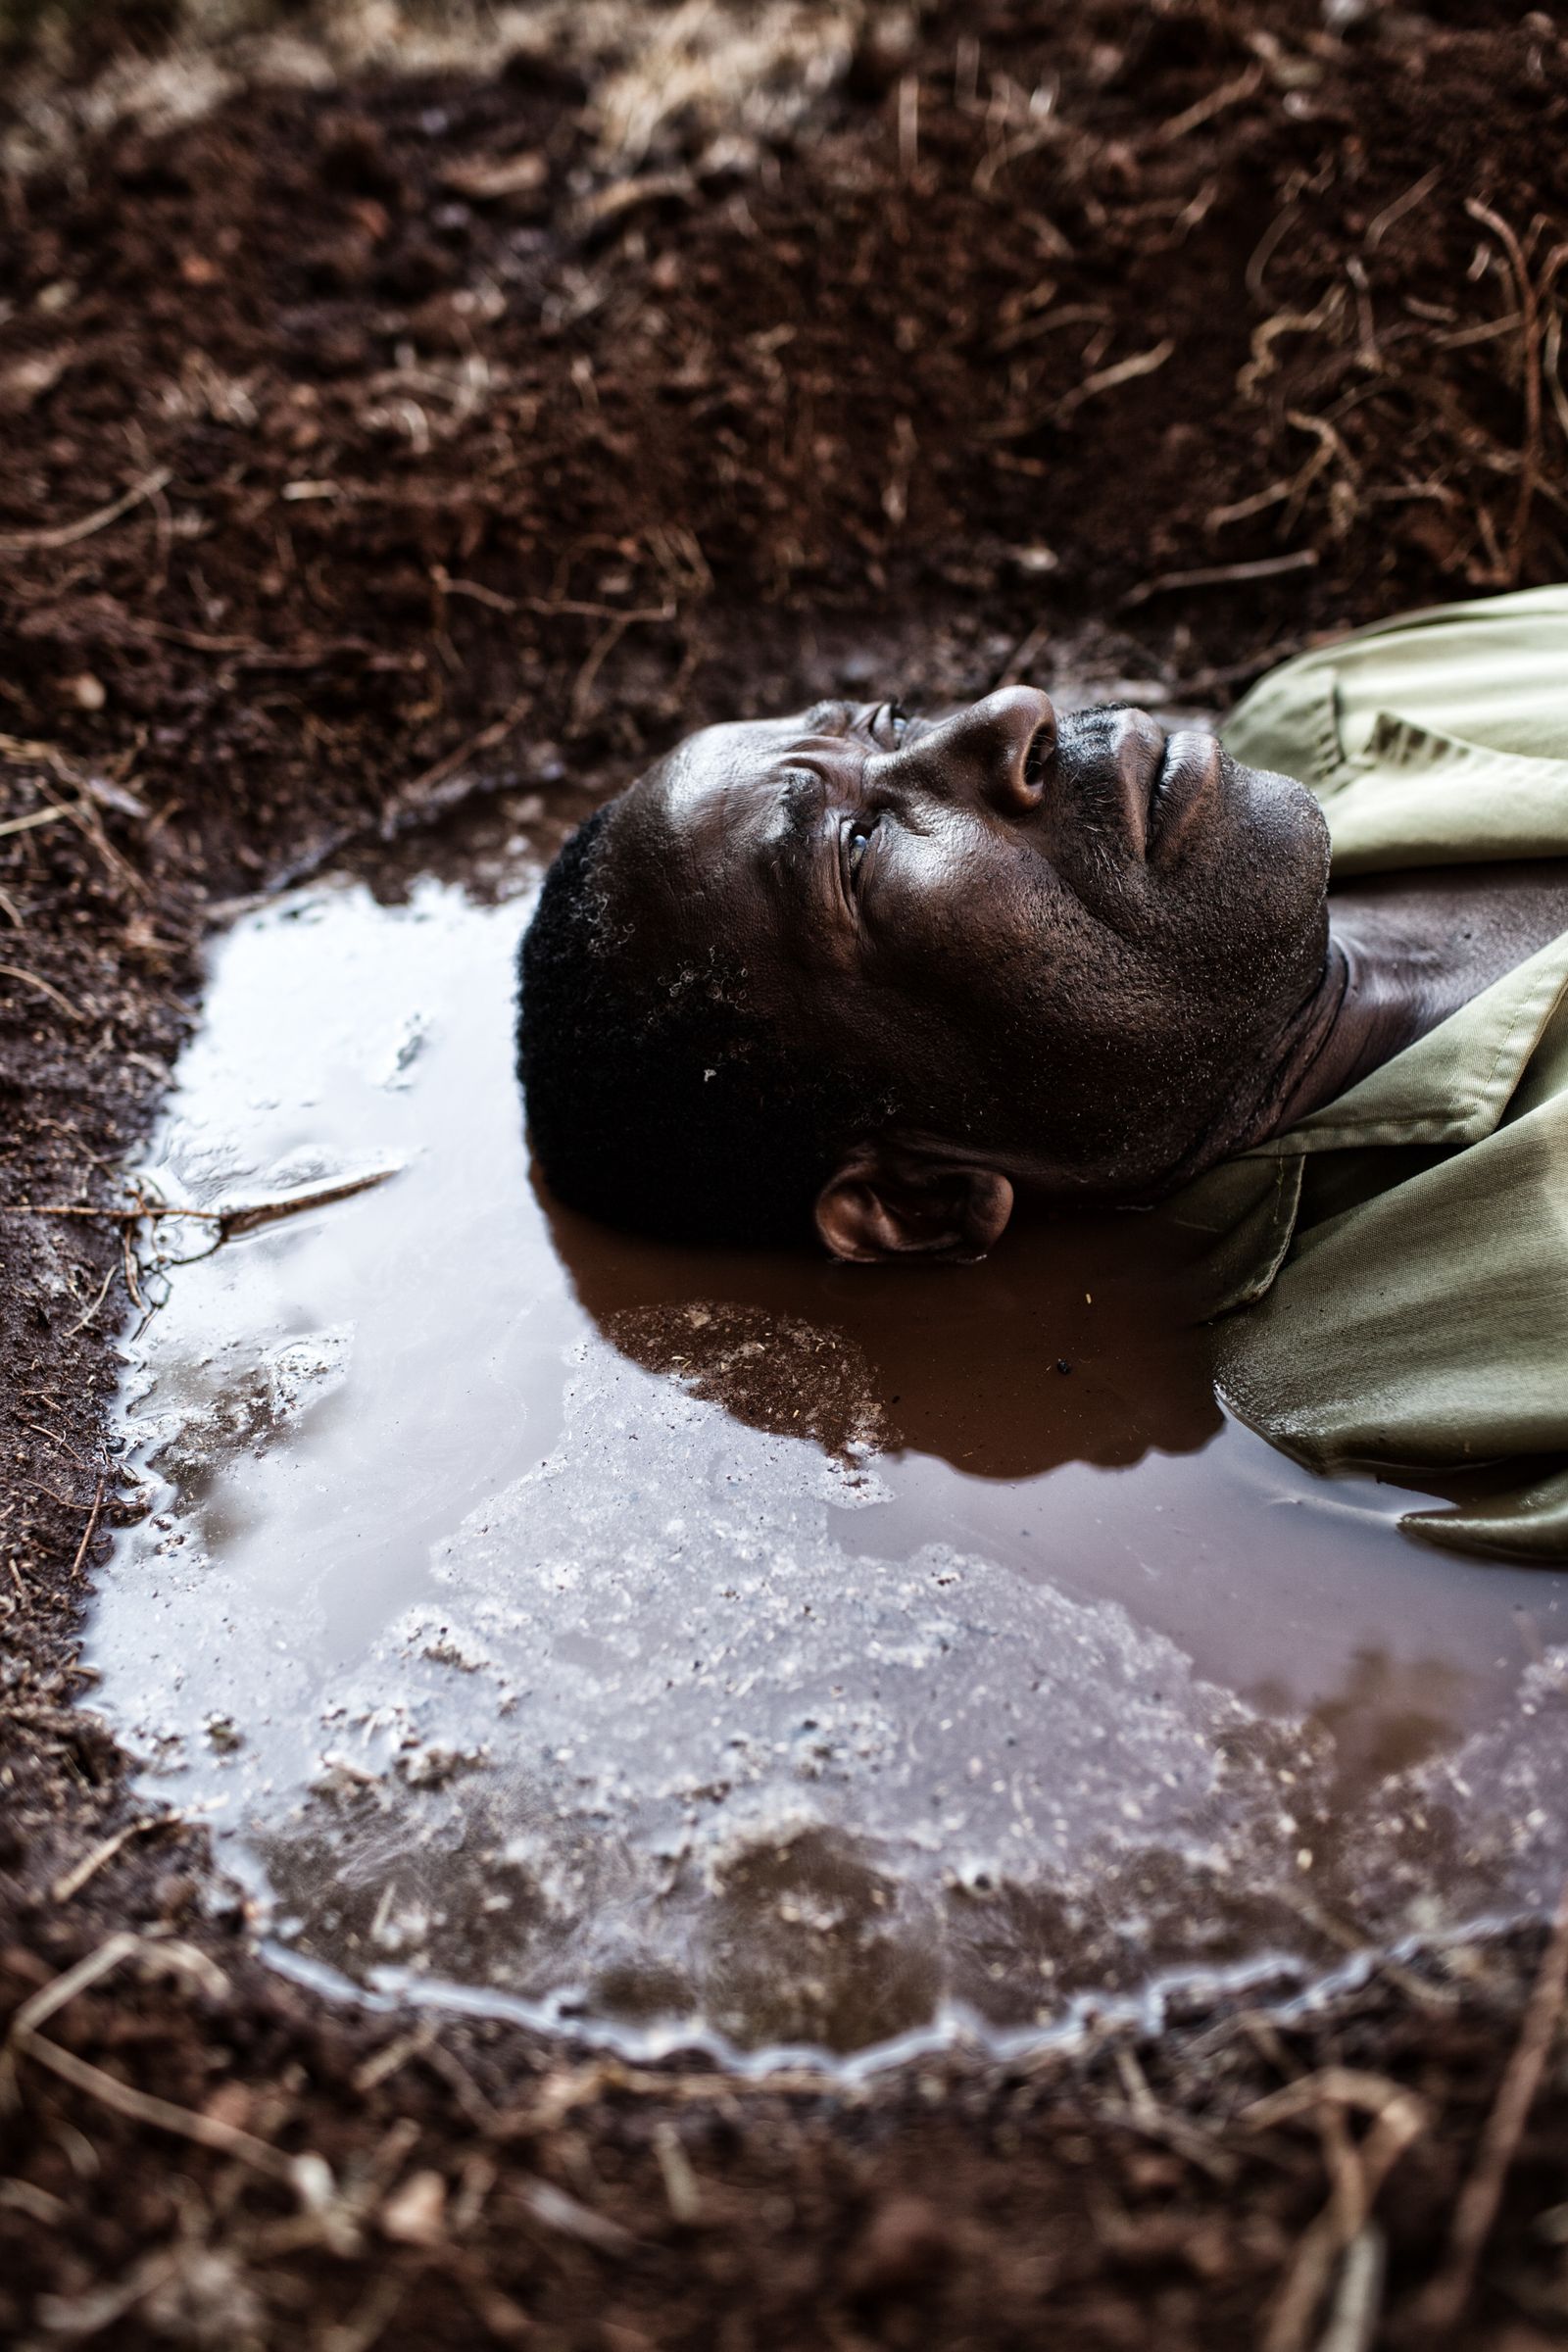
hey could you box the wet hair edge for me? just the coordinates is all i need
[516,801,888,1247]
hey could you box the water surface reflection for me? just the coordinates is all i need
[89,860,1568,2059]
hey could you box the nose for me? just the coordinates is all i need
[901,685,1056,815]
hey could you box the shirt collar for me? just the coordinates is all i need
[1278,931,1568,1154]
[1174,936,1568,1320]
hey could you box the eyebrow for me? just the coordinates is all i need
[757,766,833,934]
[776,767,824,862]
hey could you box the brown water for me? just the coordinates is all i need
[90,841,1568,2065]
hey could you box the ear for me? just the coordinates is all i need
[814,1143,1014,1264]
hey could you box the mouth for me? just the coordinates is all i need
[1107,711,1220,861]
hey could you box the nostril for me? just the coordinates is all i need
[1022,720,1054,793]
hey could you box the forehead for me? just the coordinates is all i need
[616,713,822,902]
[648,714,812,830]
[607,716,812,959]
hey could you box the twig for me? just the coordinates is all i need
[22,1478,78,1509]
[68,1475,105,1581]
[990,339,1177,441]
[19,2016,308,2184]
[1155,63,1263,146]
[0,731,71,764]
[1464,200,1562,584]
[1168,640,1314,698]
[1245,2068,1428,2135]
[215,1168,402,1239]
[1055,337,1175,422]
[0,466,172,555]
[523,596,662,621]
[122,1221,147,1316]
[1122,548,1318,607]
[1345,256,1378,367]
[65,1261,120,1340]
[1430,312,1524,353]
[1280,410,1358,539]
[2,1933,217,2081]
[4,1169,399,1241]
[1238,289,1346,401]
[989,300,1108,356]
[1473,496,1506,578]
[430,567,517,614]
[0,963,84,1022]
[23,1419,93,1472]
[1207,478,1292,530]
[1418,1880,1568,2330]
[1364,167,1442,252]
[353,2025,437,2095]
[654,2122,703,2223]
[0,2179,67,2227]
[1464,201,1537,583]
[1247,203,1298,298]
[991,617,1055,689]
[1248,2072,1426,2352]
[972,124,1059,200]
[51,1816,171,1903]
[1534,249,1568,462]
[0,1201,207,1221]
[0,805,70,841]
[422,2040,501,2134]
[1544,292,1568,448]
[522,2178,637,2255]
[2,1934,329,2202]
[1,1934,141,2082]
[1106,2046,1238,2183]
[897,72,919,180]
[1313,2225,1385,2352]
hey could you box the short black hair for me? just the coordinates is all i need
[517,803,890,1246]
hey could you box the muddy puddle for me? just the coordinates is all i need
[89,828,1568,2066]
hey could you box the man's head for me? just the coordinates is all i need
[517,688,1330,1258]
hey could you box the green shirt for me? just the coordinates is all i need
[1178,585,1568,1562]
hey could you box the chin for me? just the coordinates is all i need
[1228,754,1332,941]
[1156,755,1333,1156]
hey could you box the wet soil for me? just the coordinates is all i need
[5,3,1568,2345]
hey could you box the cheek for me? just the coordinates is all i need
[877,827,1062,977]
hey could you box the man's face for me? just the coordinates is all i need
[609,687,1331,1200]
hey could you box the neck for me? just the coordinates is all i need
[1250,909,1457,1144]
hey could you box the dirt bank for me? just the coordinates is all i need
[4,4,1568,2343]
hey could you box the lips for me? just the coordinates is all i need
[1103,710,1218,860]
[1147,726,1221,859]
